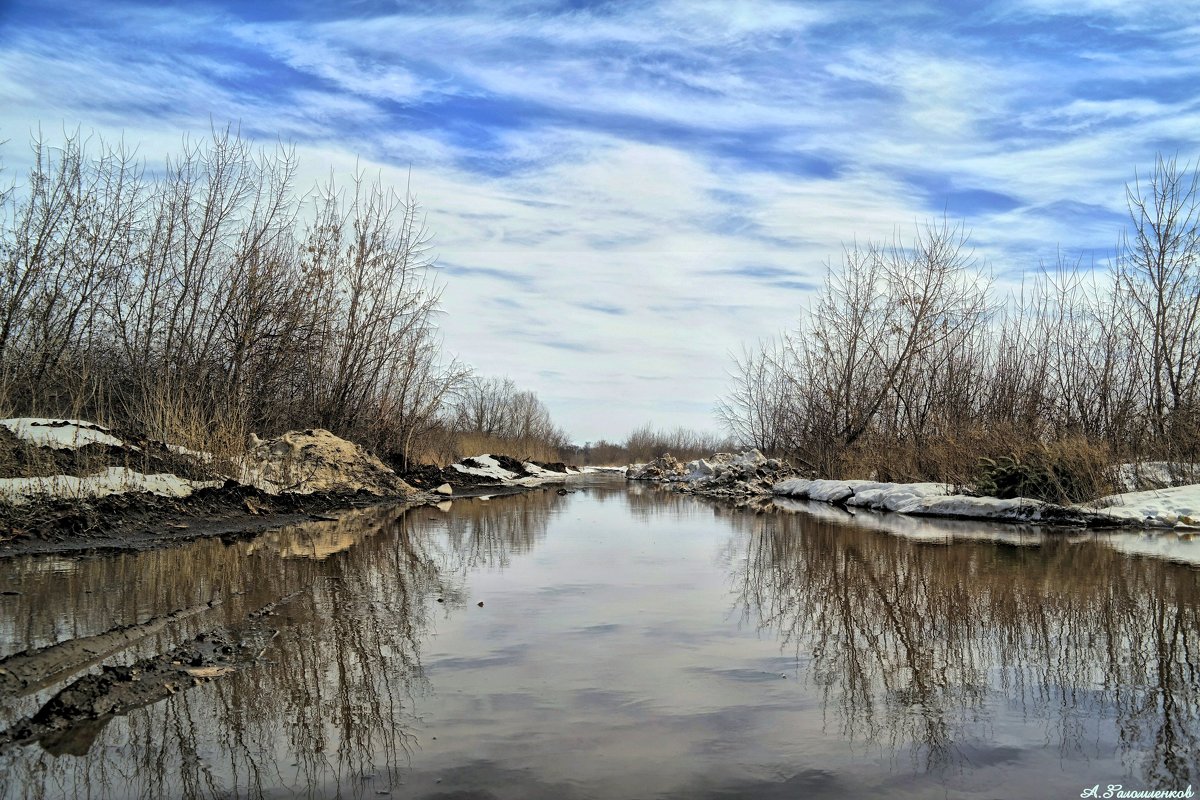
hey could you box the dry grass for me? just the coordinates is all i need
[409,431,565,468]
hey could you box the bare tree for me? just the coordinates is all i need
[0,128,465,461]
[1117,154,1200,449]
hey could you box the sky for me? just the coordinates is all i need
[1,0,1199,443]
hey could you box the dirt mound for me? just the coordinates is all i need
[242,429,413,496]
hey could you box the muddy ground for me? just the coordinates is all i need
[0,459,569,559]
[0,597,290,758]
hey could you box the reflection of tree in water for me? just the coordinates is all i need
[0,505,451,799]
[440,490,568,570]
[623,481,724,521]
[725,511,1200,785]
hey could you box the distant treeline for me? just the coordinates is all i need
[565,423,737,466]
[719,155,1200,495]
[0,128,567,466]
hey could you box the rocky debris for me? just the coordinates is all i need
[626,454,686,481]
[628,450,798,501]
[241,429,414,497]
[433,483,453,495]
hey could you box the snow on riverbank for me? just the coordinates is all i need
[773,477,1200,529]
[773,478,1048,521]
[1086,484,1200,527]
[449,454,580,486]
[0,467,220,504]
[0,418,128,450]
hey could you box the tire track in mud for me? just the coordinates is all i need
[0,598,222,698]
[0,594,298,757]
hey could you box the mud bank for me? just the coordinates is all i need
[1,419,580,557]
[0,598,287,757]
[0,483,418,558]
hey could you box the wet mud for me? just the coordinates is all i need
[0,482,418,558]
[0,599,288,758]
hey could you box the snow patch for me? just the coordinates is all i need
[451,454,518,481]
[0,467,219,504]
[1111,462,1199,492]
[1,418,126,450]
[1086,484,1200,528]
[449,454,572,487]
[775,473,1200,529]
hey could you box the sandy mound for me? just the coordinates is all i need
[241,429,414,496]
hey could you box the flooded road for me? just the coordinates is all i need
[2,475,1198,799]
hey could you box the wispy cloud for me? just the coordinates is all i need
[2,0,1197,438]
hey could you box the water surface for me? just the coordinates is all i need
[1,476,1198,798]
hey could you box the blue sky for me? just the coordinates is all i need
[2,0,1199,441]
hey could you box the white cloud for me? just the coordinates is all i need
[3,0,1199,439]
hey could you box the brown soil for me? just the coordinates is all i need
[0,425,222,482]
[0,483,421,558]
[0,598,288,757]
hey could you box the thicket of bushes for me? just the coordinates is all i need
[0,129,568,466]
[565,423,736,466]
[719,156,1200,500]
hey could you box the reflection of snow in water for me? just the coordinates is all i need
[772,495,1200,566]
[770,496,1050,546]
[1100,530,1200,566]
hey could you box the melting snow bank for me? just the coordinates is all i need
[0,467,221,504]
[0,421,417,504]
[0,418,128,450]
[624,446,1200,530]
[1087,484,1200,527]
[447,454,582,488]
[772,477,1200,529]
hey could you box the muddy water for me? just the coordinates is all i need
[1,476,1198,799]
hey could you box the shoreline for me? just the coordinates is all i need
[627,452,1200,531]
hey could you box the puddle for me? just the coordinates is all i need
[2,476,1198,798]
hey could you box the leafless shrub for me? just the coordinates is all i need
[440,374,570,463]
[720,166,1200,494]
[0,128,467,462]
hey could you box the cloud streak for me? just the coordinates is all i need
[2,0,1198,439]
